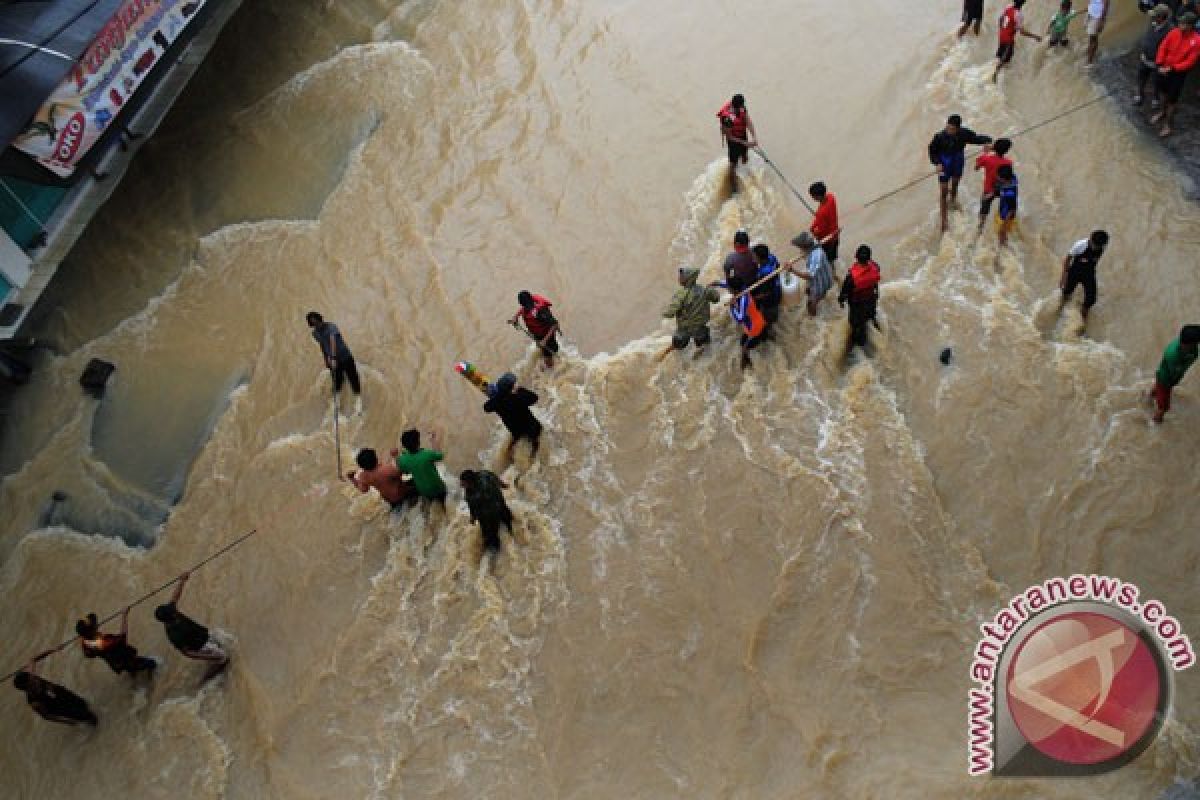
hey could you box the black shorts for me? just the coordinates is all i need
[821,239,839,264]
[996,42,1015,64]
[963,0,984,23]
[1157,70,1189,104]
[1062,266,1097,309]
[672,326,711,349]
[979,192,996,217]
[537,333,560,355]
[727,139,748,164]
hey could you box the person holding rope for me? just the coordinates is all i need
[975,138,1013,233]
[928,115,992,232]
[751,243,784,331]
[76,608,159,680]
[808,182,842,276]
[347,448,416,510]
[716,94,757,188]
[994,1,1043,84]
[483,373,543,460]
[13,651,98,727]
[716,275,768,370]
[154,571,230,684]
[789,232,834,317]
[511,291,560,369]
[396,429,448,508]
[306,312,363,416]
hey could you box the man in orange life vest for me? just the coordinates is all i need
[838,245,882,353]
[716,94,757,172]
[511,291,561,369]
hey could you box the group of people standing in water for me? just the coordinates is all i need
[714,89,1196,421]
[13,42,1200,734]
[12,572,229,727]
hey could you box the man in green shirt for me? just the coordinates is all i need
[396,429,447,505]
[1151,325,1200,424]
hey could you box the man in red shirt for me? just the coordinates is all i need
[808,181,841,277]
[973,138,1013,232]
[993,0,1042,83]
[511,290,560,368]
[1152,12,1200,138]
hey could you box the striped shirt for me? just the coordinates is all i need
[806,249,833,300]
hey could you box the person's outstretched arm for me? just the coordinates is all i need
[169,571,190,607]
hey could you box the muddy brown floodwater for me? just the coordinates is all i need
[1,1,1199,797]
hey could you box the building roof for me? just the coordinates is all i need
[0,0,125,151]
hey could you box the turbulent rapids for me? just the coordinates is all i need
[2,1,1200,798]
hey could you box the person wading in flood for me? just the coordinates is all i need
[974,138,1013,233]
[838,245,882,355]
[751,243,784,333]
[154,571,230,684]
[716,94,757,190]
[483,373,543,460]
[928,115,992,232]
[1149,324,1200,424]
[77,609,158,680]
[789,232,834,317]
[993,0,1043,83]
[396,429,448,508]
[1058,229,1109,326]
[958,0,985,38]
[13,651,98,727]
[993,164,1019,247]
[511,291,561,369]
[460,469,515,554]
[306,311,363,416]
[660,267,720,360]
[346,447,416,510]
[808,182,842,278]
[723,229,757,285]
[715,275,768,370]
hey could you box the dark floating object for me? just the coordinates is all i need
[80,359,115,397]
[939,347,953,366]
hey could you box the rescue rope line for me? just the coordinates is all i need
[754,147,817,215]
[1,527,259,684]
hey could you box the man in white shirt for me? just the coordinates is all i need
[1087,0,1108,65]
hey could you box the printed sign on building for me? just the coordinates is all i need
[11,0,208,178]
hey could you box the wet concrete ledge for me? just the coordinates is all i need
[1094,47,1200,197]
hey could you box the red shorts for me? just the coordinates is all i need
[1153,381,1173,414]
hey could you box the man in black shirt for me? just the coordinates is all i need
[13,651,98,727]
[928,115,992,232]
[306,311,362,415]
[483,373,543,461]
[155,571,229,684]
